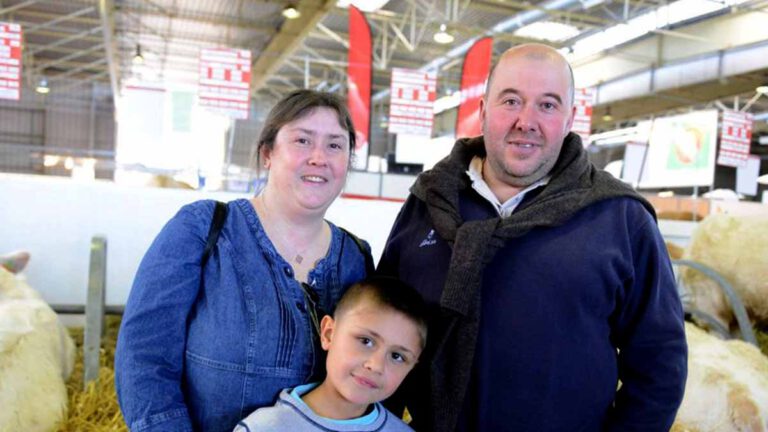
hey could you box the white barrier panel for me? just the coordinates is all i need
[0,174,403,306]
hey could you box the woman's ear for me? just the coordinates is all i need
[319,315,335,351]
[260,146,271,169]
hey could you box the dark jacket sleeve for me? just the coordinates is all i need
[378,196,433,431]
[606,209,688,431]
[114,202,213,432]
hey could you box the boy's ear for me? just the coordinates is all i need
[319,315,335,351]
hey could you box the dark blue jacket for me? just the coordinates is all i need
[379,135,687,432]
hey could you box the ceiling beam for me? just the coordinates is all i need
[250,0,337,93]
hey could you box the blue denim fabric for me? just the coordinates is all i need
[115,199,370,432]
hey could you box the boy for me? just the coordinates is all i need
[235,276,427,432]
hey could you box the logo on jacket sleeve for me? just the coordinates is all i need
[419,229,437,248]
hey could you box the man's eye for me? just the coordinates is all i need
[541,102,556,110]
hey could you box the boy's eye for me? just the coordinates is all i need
[358,337,373,347]
[329,142,343,150]
[390,352,406,363]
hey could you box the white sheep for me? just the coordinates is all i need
[672,323,768,432]
[681,214,768,332]
[0,266,76,432]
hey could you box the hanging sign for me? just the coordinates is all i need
[0,22,22,101]
[716,110,752,168]
[572,87,595,145]
[198,47,251,119]
[388,68,437,136]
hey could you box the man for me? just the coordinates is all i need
[378,44,687,431]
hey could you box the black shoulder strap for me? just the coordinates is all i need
[339,227,375,275]
[202,201,228,267]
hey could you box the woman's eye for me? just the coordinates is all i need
[297,137,310,145]
[329,142,343,150]
[390,352,406,363]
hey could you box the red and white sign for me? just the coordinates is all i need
[198,48,251,119]
[0,22,22,101]
[717,110,752,167]
[572,87,595,145]
[388,68,437,136]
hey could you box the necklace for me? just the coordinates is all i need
[255,193,318,267]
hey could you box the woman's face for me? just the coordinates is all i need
[263,107,351,215]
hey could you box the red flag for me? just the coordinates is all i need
[347,6,372,170]
[456,37,492,139]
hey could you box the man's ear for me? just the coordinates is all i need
[479,97,487,126]
[319,315,335,351]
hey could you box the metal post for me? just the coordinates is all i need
[83,236,107,387]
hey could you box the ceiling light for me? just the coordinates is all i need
[756,85,768,95]
[132,44,144,65]
[433,24,454,45]
[336,0,390,11]
[35,78,50,94]
[602,106,613,122]
[514,21,581,43]
[282,5,301,19]
[757,174,768,185]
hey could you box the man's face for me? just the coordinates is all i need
[479,51,576,191]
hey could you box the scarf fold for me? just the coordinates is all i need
[410,132,654,431]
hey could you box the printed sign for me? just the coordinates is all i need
[388,68,437,137]
[0,22,22,101]
[572,88,595,145]
[198,48,251,119]
[717,110,753,168]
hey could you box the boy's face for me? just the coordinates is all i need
[320,298,423,412]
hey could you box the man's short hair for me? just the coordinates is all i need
[333,276,428,348]
[484,45,575,107]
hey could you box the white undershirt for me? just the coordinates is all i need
[466,156,550,218]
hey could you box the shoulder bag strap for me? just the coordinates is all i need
[202,201,228,268]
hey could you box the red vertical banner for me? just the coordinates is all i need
[347,6,372,170]
[456,37,492,139]
[0,22,22,101]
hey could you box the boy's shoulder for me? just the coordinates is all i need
[377,404,415,431]
[234,389,415,432]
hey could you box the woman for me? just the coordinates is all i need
[115,90,372,432]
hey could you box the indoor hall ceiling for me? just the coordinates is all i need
[1,0,767,134]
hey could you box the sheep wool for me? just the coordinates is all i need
[672,323,768,432]
[682,214,768,331]
[0,267,76,432]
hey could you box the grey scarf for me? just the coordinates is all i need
[410,132,654,431]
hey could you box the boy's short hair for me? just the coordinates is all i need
[333,276,428,348]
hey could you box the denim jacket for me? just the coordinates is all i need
[115,199,371,432]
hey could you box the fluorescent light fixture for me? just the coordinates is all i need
[35,78,50,94]
[433,24,454,45]
[757,174,768,185]
[282,5,300,19]
[433,91,461,114]
[43,155,60,167]
[336,0,390,12]
[514,21,581,42]
[64,157,75,170]
[756,85,768,94]
[132,44,144,65]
